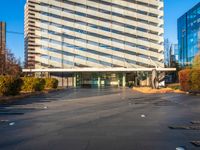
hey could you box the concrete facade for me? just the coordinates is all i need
[24,0,165,87]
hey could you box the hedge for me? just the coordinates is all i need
[0,76,22,96]
[190,69,200,91]
[179,69,191,91]
[45,78,58,89]
[179,69,200,92]
[0,76,59,96]
[21,77,45,92]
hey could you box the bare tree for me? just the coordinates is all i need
[1,48,22,76]
[0,51,6,75]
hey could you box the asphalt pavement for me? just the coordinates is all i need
[0,87,200,150]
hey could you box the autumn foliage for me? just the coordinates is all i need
[179,54,200,92]
[45,78,59,89]
[192,54,200,69]
[190,69,200,91]
[179,69,200,92]
[179,69,192,91]
[0,76,22,96]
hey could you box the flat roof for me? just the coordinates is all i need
[23,68,176,73]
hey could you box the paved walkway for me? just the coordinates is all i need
[0,88,200,150]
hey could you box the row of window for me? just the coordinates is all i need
[40,12,160,52]
[40,45,155,68]
[40,34,159,63]
[39,23,160,57]
[53,0,159,24]
[40,35,152,61]
[123,0,160,9]
[40,11,159,40]
[41,46,112,67]
[40,2,161,31]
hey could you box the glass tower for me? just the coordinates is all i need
[178,2,200,67]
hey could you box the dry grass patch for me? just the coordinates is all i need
[133,87,184,94]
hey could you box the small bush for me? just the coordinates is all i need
[179,69,191,91]
[190,69,200,91]
[0,76,22,96]
[21,77,45,92]
[179,69,200,92]
[45,78,58,89]
[192,54,200,68]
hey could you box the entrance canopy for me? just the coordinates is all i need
[23,67,176,73]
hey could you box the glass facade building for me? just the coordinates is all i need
[178,2,200,67]
[164,38,170,67]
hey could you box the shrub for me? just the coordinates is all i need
[190,69,200,91]
[192,54,200,69]
[179,69,191,91]
[0,76,22,96]
[21,77,45,92]
[45,78,58,89]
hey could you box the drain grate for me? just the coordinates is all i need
[191,141,200,147]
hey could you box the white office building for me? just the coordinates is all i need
[24,0,171,87]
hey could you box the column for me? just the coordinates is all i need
[73,73,76,88]
[98,74,101,88]
[117,73,120,87]
[122,73,126,87]
[61,72,64,87]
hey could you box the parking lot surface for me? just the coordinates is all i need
[0,88,200,150]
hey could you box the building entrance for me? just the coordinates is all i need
[75,73,125,88]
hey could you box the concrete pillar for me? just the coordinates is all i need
[98,74,101,87]
[66,77,68,88]
[61,72,64,87]
[122,73,126,87]
[73,73,76,88]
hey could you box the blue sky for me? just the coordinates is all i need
[0,0,199,62]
